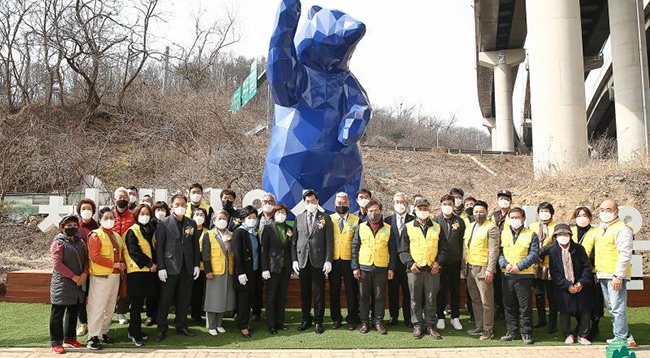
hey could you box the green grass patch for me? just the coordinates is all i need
[0,302,648,349]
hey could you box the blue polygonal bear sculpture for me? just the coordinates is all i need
[262,0,371,213]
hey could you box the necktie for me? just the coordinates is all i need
[339,217,345,233]
[398,216,403,235]
[308,213,314,234]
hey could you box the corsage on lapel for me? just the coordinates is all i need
[452,222,460,231]
[287,228,293,237]
[234,217,242,225]
[346,221,356,233]
[317,217,326,230]
[184,226,195,236]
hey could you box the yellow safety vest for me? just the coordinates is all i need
[123,224,153,274]
[500,228,535,275]
[406,220,440,267]
[207,230,234,275]
[464,221,495,267]
[331,213,359,260]
[358,223,391,268]
[89,229,123,276]
[595,220,632,277]
[571,225,599,260]
[186,201,211,218]
[528,220,556,268]
[196,227,206,270]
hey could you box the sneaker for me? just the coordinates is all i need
[577,337,591,345]
[51,345,65,354]
[129,334,145,347]
[436,319,445,330]
[467,327,483,336]
[216,327,226,333]
[628,335,636,348]
[86,336,102,350]
[522,334,534,345]
[100,334,114,344]
[127,333,148,343]
[564,335,575,344]
[479,329,494,341]
[76,323,88,336]
[208,329,218,336]
[117,314,128,325]
[450,318,463,330]
[144,317,154,327]
[500,331,519,341]
[63,339,84,348]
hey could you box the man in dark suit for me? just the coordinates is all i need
[154,193,201,342]
[291,189,333,334]
[384,192,415,327]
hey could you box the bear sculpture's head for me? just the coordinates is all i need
[296,5,366,73]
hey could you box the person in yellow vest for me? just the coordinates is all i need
[328,192,360,330]
[123,204,157,346]
[190,207,209,323]
[461,196,477,323]
[595,199,635,347]
[352,200,396,335]
[497,207,539,345]
[86,207,125,350]
[571,206,603,340]
[186,183,214,227]
[202,210,235,336]
[529,201,558,333]
[490,189,512,322]
[464,200,499,341]
[399,198,448,340]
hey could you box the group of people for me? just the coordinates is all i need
[48,184,636,353]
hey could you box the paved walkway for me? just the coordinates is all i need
[0,346,648,358]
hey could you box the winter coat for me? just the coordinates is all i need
[548,240,594,315]
[49,233,88,305]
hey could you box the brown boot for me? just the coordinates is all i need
[427,325,442,340]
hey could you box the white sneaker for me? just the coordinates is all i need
[117,314,128,325]
[436,319,445,330]
[76,324,87,336]
[208,329,218,336]
[450,318,463,330]
[216,327,226,333]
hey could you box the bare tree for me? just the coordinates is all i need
[0,0,34,111]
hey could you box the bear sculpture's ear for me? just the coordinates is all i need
[308,5,322,19]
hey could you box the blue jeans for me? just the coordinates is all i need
[600,279,629,339]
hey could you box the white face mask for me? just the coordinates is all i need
[599,211,615,223]
[394,203,406,214]
[173,206,186,216]
[215,219,228,230]
[263,204,274,213]
[155,211,166,220]
[128,194,137,203]
[441,205,453,215]
[245,218,257,228]
[539,212,552,221]
[454,198,463,207]
[275,213,287,223]
[80,209,93,220]
[305,203,318,213]
[357,198,370,208]
[416,210,429,220]
[556,235,571,246]
[575,217,590,228]
[101,219,115,230]
[498,199,511,209]
[190,193,202,203]
[193,216,205,226]
[510,219,523,230]
[138,215,150,225]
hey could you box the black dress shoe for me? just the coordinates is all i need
[347,322,356,331]
[279,324,289,331]
[315,324,324,334]
[177,328,195,337]
[297,321,313,331]
[269,328,278,335]
[332,321,342,329]
[388,317,399,326]
[155,332,166,342]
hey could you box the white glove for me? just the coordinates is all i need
[292,261,300,275]
[158,269,167,282]
[193,266,200,280]
[238,274,248,286]
[323,261,332,275]
[262,270,271,280]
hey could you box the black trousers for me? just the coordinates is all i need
[494,269,504,316]
[146,293,158,319]
[236,273,259,330]
[533,278,557,326]
[266,267,291,329]
[299,260,326,324]
[190,271,206,320]
[359,271,387,324]
[561,310,591,338]
[129,296,146,339]
[50,304,79,346]
[329,259,359,323]
[388,260,410,322]
[252,269,263,317]
[157,271,193,333]
[436,261,461,319]
[502,277,533,335]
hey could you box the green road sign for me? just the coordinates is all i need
[231,87,241,113]
[242,60,258,107]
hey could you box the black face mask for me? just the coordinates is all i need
[116,200,128,209]
[465,207,474,217]
[335,205,349,214]
[64,227,78,237]
[222,200,233,210]
[475,214,487,223]
[368,212,382,223]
